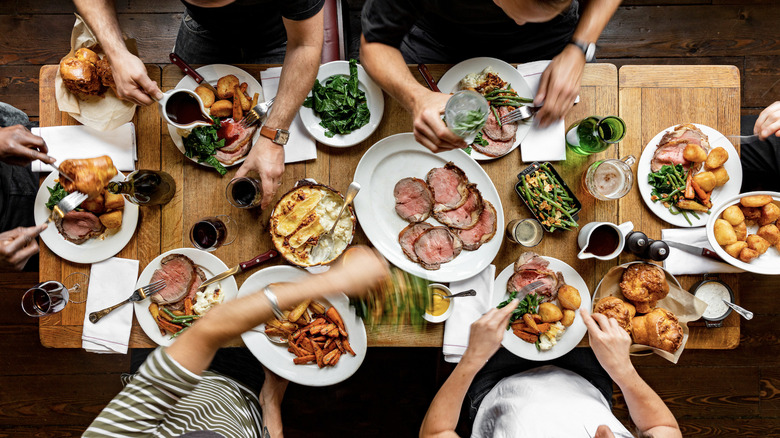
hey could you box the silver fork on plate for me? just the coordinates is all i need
[46,191,88,224]
[499,105,541,125]
[240,97,275,128]
[89,279,167,323]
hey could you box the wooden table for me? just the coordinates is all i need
[38,63,739,350]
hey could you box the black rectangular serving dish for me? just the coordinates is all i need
[514,162,582,232]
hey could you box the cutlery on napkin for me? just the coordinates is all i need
[31,122,137,172]
[443,265,495,363]
[82,257,139,354]
[260,68,317,163]
[661,228,742,275]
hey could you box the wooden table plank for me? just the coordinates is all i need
[618,65,741,350]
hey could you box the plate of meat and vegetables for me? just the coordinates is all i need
[437,57,533,160]
[638,123,742,227]
[353,133,503,282]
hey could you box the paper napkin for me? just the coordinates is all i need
[31,122,137,172]
[662,228,743,275]
[260,68,318,164]
[82,257,140,354]
[443,265,496,363]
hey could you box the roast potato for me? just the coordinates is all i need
[747,234,771,254]
[104,191,124,211]
[683,144,707,163]
[693,172,717,192]
[216,74,239,99]
[194,85,215,108]
[734,221,747,241]
[560,309,576,327]
[739,247,759,263]
[724,241,748,259]
[538,302,563,323]
[81,194,105,214]
[557,285,581,310]
[232,89,242,120]
[721,205,745,226]
[739,205,761,225]
[714,219,737,246]
[705,147,729,169]
[210,99,233,118]
[99,210,123,229]
[759,203,780,226]
[757,224,780,245]
[741,195,773,208]
[711,167,730,187]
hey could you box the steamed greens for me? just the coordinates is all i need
[183,117,227,175]
[303,59,370,138]
[45,182,68,210]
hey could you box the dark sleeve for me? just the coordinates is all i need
[361,0,419,47]
[281,0,325,21]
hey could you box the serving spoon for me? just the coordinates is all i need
[310,181,361,264]
[723,300,753,320]
[434,289,477,299]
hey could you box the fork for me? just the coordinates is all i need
[499,105,541,125]
[46,191,88,224]
[88,279,167,323]
[240,97,275,128]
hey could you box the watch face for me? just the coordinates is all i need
[585,44,596,62]
[275,130,290,145]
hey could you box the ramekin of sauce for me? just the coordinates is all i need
[691,278,734,328]
[423,284,455,323]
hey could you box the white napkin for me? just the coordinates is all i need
[516,61,575,162]
[31,122,137,172]
[260,68,318,164]
[82,257,139,354]
[662,228,743,275]
[443,265,496,363]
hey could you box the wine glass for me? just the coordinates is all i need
[63,272,89,304]
[444,90,489,144]
[21,280,70,317]
[189,215,237,251]
[226,177,263,209]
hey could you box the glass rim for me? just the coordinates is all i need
[225,177,262,209]
[596,116,626,144]
[21,286,53,317]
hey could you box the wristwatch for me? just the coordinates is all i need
[569,39,596,63]
[260,126,290,146]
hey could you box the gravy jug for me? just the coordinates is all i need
[157,89,213,130]
[577,221,633,260]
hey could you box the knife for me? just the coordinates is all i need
[169,52,219,96]
[417,64,441,93]
[198,249,278,291]
[665,240,724,262]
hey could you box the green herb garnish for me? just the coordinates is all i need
[450,109,488,137]
[303,59,370,138]
[498,292,542,329]
[183,116,227,175]
[45,182,68,210]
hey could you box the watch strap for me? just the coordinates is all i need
[569,39,595,62]
[260,125,281,144]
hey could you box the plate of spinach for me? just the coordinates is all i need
[299,60,384,148]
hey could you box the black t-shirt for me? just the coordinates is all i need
[362,0,580,63]
[182,0,325,50]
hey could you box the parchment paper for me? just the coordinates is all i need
[593,263,707,364]
[54,14,137,131]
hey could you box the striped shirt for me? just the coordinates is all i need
[84,347,266,438]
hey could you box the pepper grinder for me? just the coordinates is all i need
[625,231,670,262]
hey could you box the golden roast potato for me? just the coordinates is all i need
[194,85,215,108]
[759,203,780,226]
[724,241,747,259]
[721,205,744,226]
[746,234,771,255]
[740,195,773,208]
[538,302,563,323]
[209,99,233,118]
[713,219,737,246]
[757,224,780,245]
[557,285,581,310]
[99,210,123,229]
[683,144,707,163]
[739,247,759,263]
[693,172,717,192]
[711,167,729,187]
[734,221,747,241]
[705,147,728,170]
[560,309,576,327]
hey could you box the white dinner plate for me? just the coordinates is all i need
[33,171,139,264]
[437,57,533,161]
[134,248,239,346]
[637,123,742,227]
[238,266,367,386]
[706,191,780,275]
[353,133,504,282]
[167,64,263,169]
[491,257,591,361]
[299,60,384,147]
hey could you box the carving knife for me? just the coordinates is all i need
[665,240,724,262]
[169,52,219,95]
[198,249,278,291]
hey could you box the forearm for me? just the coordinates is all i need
[613,367,681,436]
[72,0,128,59]
[360,37,431,113]
[419,356,483,438]
[572,0,622,43]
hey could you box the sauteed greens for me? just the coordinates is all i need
[183,117,227,176]
[303,59,370,138]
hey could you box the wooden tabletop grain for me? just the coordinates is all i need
[38,63,740,350]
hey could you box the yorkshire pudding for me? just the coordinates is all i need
[619,264,670,314]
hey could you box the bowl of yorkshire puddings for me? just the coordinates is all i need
[707,191,780,275]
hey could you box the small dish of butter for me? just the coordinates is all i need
[423,284,455,323]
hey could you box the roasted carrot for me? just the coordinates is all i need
[184,297,194,315]
[523,313,540,333]
[312,342,325,368]
[323,349,340,365]
[293,355,315,365]
[342,338,356,356]
[684,169,695,199]
[690,178,710,203]
[326,307,346,332]
[513,329,538,344]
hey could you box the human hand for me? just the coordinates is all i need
[328,246,389,298]
[581,308,634,382]
[754,101,780,140]
[235,137,286,209]
[107,51,163,106]
[0,125,54,167]
[461,300,519,366]
[534,44,585,127]
[0,224,48,271]
[412,91,467,152]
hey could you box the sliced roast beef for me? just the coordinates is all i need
[413,226,463,271]
[394,177,433,223]
[658,123,710,152]
[473,134,514,158]
[55,211,105,245]
[432,185,483,230]
[507,269,559,301]
[217,119,256,153]
[215,137,252,165]
[457,200,497,250]
[151,254,197,305]
[398,222,433,263]
[482,106,518,142]
[514,251,550,272]
[170,266,207,311]
[651,124,710,172]
[426,162,469,212]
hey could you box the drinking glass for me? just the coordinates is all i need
[566,115,626,155]
[189,215,236,251]
[506,218,544,247]
[582,155,636,200]
[21,280,70,317]
[226,177,263,209]
[444,90,489,144]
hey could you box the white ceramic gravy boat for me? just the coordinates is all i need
[157,89,213,130]
[577,221,634,260]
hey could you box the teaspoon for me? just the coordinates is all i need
[723,300,753,320]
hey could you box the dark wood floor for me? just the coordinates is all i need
[1,0,779,436]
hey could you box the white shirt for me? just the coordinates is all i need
[472,365,632,438]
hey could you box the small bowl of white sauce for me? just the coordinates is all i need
[692,278,735,328]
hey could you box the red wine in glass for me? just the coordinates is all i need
[21,281,69,317]
[190,216,235,251]
[226,177,262,208]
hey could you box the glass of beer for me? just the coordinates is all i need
[566,115,626,155]
[506,218,544,247]
[226,177,263,209]
[582,155,636,201]
[21,281,70,317]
